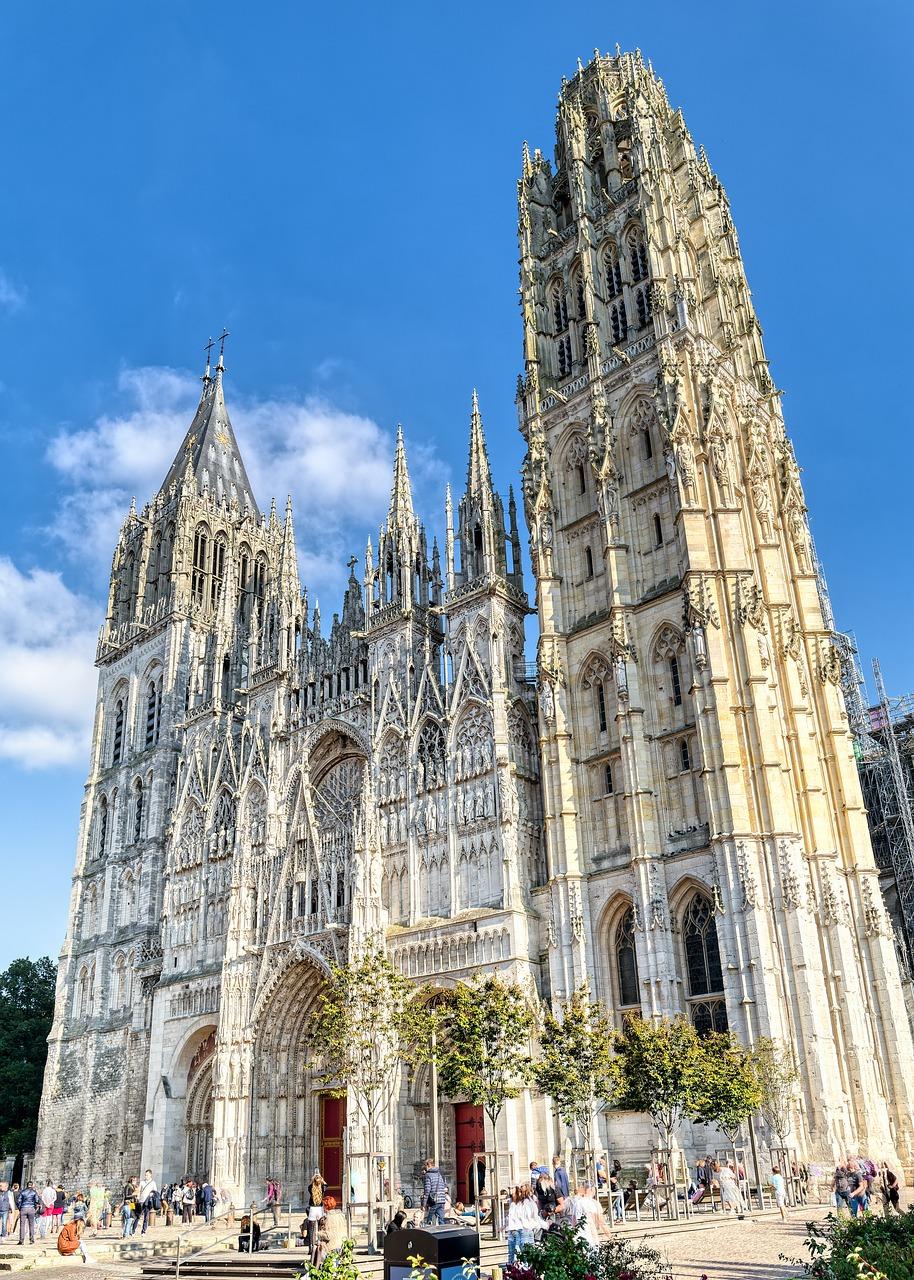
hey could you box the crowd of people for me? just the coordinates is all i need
[832,1156,901,1217]
[0,1172,234,1250]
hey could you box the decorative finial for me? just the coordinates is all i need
[202,336,215,384]
[217,327,230,370]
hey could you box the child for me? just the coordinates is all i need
[771,1165,787,1220]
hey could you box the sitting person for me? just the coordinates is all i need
[237,1215,261,1252]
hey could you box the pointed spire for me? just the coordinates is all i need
[445,483,455,593]
[467,389,495,500]
[158,334,260,517]
[521,139,532,178]
[388,424,415,525]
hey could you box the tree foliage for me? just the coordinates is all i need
[306,948,433,1141]
[752,1036,800,1147]
[610,1015,704,1149]
[437,975,535,1130]
[691,1031,764,1141]
[0,956,56,1154]
[531,984,616,1141]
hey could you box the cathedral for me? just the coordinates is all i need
[36,48,914,1207]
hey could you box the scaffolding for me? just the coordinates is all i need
[812,542,914,966]
[835,632,914,967]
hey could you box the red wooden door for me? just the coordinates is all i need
[319,1094,347,1200]
[453,1103,485,1203]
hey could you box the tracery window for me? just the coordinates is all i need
[604,243,623,298]
[669,656,682,706]
[113,952,128,1009]
[210,536,226,610]
[132,780,144,844]
[97,795,109,857]
[596,682,607,733]
[610,299,628,345]
[615,906,641,1012]
[252,555,267,623]
[682,891,728,1034]
[112,698,125,765]
[628,226,649,282]
[192,526,209,605]
[145,678,161,748]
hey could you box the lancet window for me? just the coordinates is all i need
[192,526,209,606]
[112,698,125,765]
[132,780,144,844]
[210,536,226,610]
[614,906,640,1013]
[682,891,728,1034]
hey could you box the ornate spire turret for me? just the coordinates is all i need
[367,427,431,617]
[158,336,260,517]
[454,391,520,591]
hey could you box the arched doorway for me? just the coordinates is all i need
[186,1063,214,1180]
[184,1029,216,1180]
[249,958,334,1205]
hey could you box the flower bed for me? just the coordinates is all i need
[785,1209,914,1279]
[505,1224,672,1280]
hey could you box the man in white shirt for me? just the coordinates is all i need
[568,1183,611,1247]
[137,1172,158,1236]
[36,1182,56,1239]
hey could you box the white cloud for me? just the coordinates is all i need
[0,269,25,314]
[0,558,98,769]
[46,365,447,604]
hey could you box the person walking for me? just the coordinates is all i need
[266,1178,281,1227]
[567,1183,612,1246]
[770,1166,787,1220]
[533,1171,558,1221]
[305,1170,326,1253]
[422,1159,447,1226]
[201,1180,215,1225]
[714,1161,742,1213]
[171,1182,183,1223]
[138,1171,158,1235]
[832,1163,853,1215]
[37,1181,56,1239]
[506,1185,544,1265]
[848,1163,868,1218]
[17,1182,41,1245]
[0,1183,12,1238]
[181,1181,196,1224]
[121,1179,138,1237]
[880,1163,900,1215]
[551,1156,569,1200]
[52,1185,66,1232]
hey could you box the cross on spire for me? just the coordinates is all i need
[202,336,216,384]
[217,327,230,369]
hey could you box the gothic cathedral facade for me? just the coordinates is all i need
[36,49,914,1201]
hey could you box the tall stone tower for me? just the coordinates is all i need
[517,50,914,1163]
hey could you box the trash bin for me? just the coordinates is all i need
[383,1225,479,1280]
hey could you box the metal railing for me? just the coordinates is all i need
[172,1199,293,1280]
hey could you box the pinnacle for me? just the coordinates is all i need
[466,389,494,500]
[388,424,415,526]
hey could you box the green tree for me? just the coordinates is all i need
[0,956,56,1154]
[437,976,535,1231]
[531,984,616,1146]
[610,1015,703,1153]
[752,1036,799,1148]
[691,1031,764,1144]
[306,947,434,1249]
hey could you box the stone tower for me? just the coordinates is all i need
[517,49,914,1163]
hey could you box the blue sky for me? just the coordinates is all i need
[0,1,911,964]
